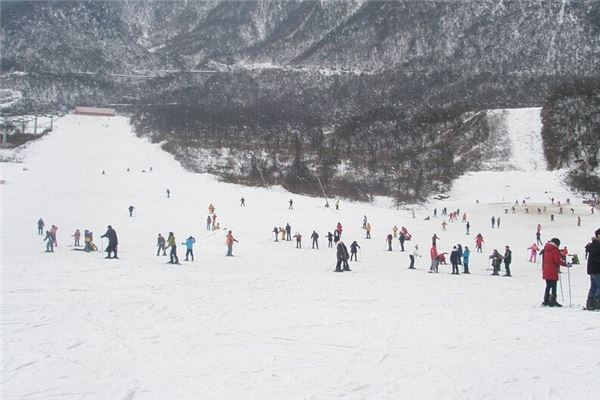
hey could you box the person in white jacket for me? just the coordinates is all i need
[409,244,421,269]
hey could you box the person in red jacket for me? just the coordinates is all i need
[542,238,567,307]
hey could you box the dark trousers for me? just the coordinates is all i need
[336,259,349,271]
[351,251,357,261]
[409,255,415,269]
[312,239,318,249]
[296,240,301,248]
[544,280,557,298]
[157,245,166,256]
[504,262,511,276]
[286,232,291,241]
[399,241,405,251]
[38,227,43,235]
[588,274,600,299]
[328,239,333,248]
[185,249,193,261]
[387,241,392,251]
[170,246,178,263]
[463,262,469,273]
[452,262,459,274]
[105,243,117,258]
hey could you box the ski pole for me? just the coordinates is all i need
[567,263,572,307]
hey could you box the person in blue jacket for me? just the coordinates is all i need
[463,246,471,274]
[183,236,196,261]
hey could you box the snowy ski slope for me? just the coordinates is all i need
[1,113,599,399]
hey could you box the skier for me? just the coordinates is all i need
[528,243,540,262]
[166,188,170,198]
[279,227,286,241]
[442,221,447,231]
[294,232,302,249]
[398,231,406,252]
[208,203,215,214]
[456,244,463,265]
[311,230,319,249]
[577,216,581,227]
[365,222,372,239]
[335,199,340,210]
[212,214,218,229]
[362,215,368,229]
[273,227,279,242]
[335,241,350,272]
[489,249,503,276]
[386,234,393,251]
[350,241,361,261]
[392,226,398,238]
[433,208,437,218]
[550,214,555,222]
[541,238,566,307]
[497,217,501,228]
[183,236,196,261]
[333,229,340,244]
[409,244,420,269]
[50,225,58,246]
[206,215,212,231]
[44,230,54,252]
[83,230,97,252]
[240,197,245,207]
[226,231,238,256]
[100,225,118,259]
[491,216,496,228]
[336,222,343,237]
[128,205,135,217]
[327,232,334,248]
[37,218,45,235]
[72,229,81,247]
[475,233,484,252]
[466,221,470,235]
[536,231,543,246]
[156,233,166,256]
[285,223,292,241]
[450,246,460,275]
[288,199,293,210]
[503,245,512,276]
[585,228,600,310]
[432,233,439,246]
[463,246,471,274]
[429,244,439,273]
[165,232,179,264]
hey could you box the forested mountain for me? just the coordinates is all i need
[2,0,599,198]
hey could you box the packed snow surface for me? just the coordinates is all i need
[1,113,599,399]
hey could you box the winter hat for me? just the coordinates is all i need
[550,238,561,247]
[595,228,600,237]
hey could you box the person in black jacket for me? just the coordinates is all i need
[327,232,334,248]
[311,231,319,249]
[450,246,460,274]
[101,225,118,259]
[335,241,350,272]
[503,245,512,277]
[398,231,406,252]
[585,228,600,310]
[350,241,360,261]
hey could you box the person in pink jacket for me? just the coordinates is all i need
[528,243,540,262]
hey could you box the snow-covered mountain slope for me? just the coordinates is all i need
[1,114,599,399]
[453,107,567,203]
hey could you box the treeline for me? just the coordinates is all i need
[541,78,600,193]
